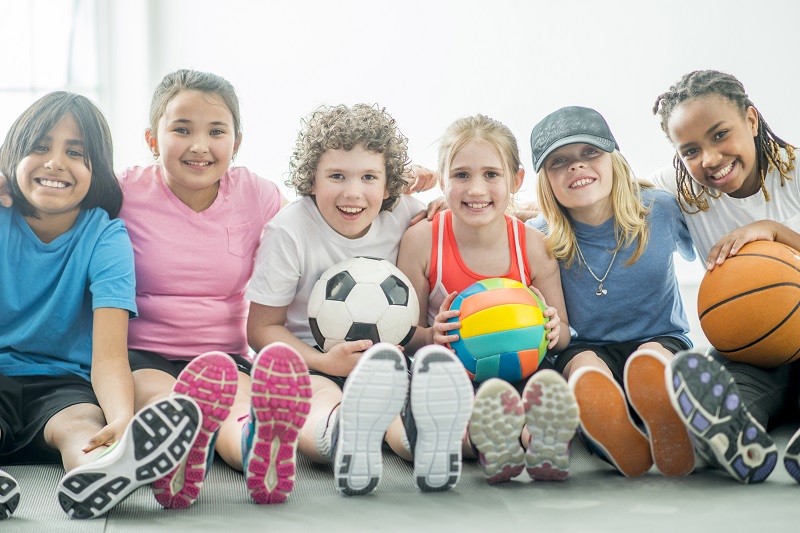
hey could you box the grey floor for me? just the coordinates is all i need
[3,425,799,533]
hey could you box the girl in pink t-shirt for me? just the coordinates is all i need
[120,69,311,508]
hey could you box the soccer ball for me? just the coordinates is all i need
[448,277,549,383]
[307,256,419,352]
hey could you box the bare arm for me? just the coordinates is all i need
[526,227,570,352]
[247,302,371,377]
[396,220,439,353]
[705,220,800,270]
[85,307,134,452]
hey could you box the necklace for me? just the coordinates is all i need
[575,240,620,296]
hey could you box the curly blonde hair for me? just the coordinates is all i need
[287,103,410,211]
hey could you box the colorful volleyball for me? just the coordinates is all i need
[447,278,549,383]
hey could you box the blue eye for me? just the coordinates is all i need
[175,127,189,134]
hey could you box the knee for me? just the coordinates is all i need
[44,403,104,447]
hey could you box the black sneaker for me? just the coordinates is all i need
[784,427,800,482]
[57,395,201,519]
[665,350,777,484]
[0,469,20,520]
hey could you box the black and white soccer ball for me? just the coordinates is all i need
[307,256,419,352]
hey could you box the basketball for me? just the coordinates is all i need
[697,240,800,367]
[447,277,549,383]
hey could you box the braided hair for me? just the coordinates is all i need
[652,70,795,213]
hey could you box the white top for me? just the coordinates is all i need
[647,152,800,259]
[245,195,426,346]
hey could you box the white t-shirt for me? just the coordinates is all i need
[647,153,800,259]
[245,195,425,346]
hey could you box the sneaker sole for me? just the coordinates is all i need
[153,352,239,509]
[468,379,525,484]
[334,346,407,496]
[625,350,695,477]
[572,369,653,477]
[0,470,20,520]
[784,428,800,482]
[246,343,311,504]
[411,349,473,492]
[58,396,200,519]
[523,370,579,481]
[666,351,777,484]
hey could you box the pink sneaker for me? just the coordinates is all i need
[152,351,239,509]
[243,343,311,504]
[523,369,580,481]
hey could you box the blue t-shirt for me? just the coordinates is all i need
[528,188,694,349]
[0,207,137,381]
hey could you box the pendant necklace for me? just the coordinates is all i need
[575,239,620,296]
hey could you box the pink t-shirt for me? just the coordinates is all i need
[118,165,281,360]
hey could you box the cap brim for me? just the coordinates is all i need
[534,134,616,172]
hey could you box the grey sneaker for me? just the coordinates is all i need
[407,345,473,492]
[333,343,408,496]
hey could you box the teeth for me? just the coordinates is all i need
[339,206,364,214]
[184,161,212,167]
[38,178,68,189]
[466,202,489,209]
[711,162,734,179]
[570,178,594,188]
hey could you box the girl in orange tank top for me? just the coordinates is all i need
[396,115,578,486]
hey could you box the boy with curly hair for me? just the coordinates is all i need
[246,104,470,496]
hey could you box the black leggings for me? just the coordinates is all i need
[710,348,800,429]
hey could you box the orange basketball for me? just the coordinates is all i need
[698,240,800,367]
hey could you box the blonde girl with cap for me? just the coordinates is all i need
[651,69,800,484]
[398,114,578,485]
[528,106,696,478]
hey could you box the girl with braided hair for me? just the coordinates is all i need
[650,69,800,485]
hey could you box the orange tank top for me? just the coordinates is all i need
[427,210,531,325]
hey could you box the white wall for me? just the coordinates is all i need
[11,0,800,349]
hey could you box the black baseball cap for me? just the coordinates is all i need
[530,106,619,172]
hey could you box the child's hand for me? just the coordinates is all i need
[529,285,561,349]
[410,196,447,226]
[705,221,778,270]
[326,339,374,376]
[406,164,439,193]
[82,416,129,453]
[0,173,11,208]
[432,291,461,345]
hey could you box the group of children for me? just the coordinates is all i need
[1,67,799,521]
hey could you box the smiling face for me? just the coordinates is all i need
[444,138,520,228]
[311,144,389,239]
[543,142,614,223]
[15,113,92,221]
[666,94,759,198]
[149,90,240,204]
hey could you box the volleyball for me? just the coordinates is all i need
[448,278,549,383]
[698,240,800,367]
